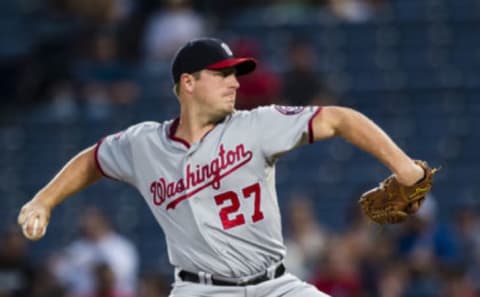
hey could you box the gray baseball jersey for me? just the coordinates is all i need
[95,105,321,278]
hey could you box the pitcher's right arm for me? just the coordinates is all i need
[17,145,103,240]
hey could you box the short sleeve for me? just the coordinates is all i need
[95,128,135,183]
[251,105,321,161]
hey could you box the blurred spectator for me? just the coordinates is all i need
[30,265,66,297]
[402,247,440,297]
[342,199,382,296]
[326,0,386,23]
[0,226,34,297]
[143,0,207,62]
[377,262,408,297]
[77,263,134,297]
[452,201,480,294]
[395,194,461,269]
[342,198,375,261]
[138,273,169,297]
[15,38,76,106]
[255,0,328,24]
[284,194,328,280]
[194,0,258,22]
[232,38,281,109]
[49,0,141,60]
[49,0,135,27]
[442,267,478,297]
[75,31,140,120]
[310,237,363,297]
[394,195,458,297]
[50,207,139,297]
[281,39,335,106]
[41,80,79,122]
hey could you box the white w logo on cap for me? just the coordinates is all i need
[221,43,233,56]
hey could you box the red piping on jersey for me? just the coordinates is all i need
[94,138,116,180]
[308,107,323,144]
[168,118,191,149]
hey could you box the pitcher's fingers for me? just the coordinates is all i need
[38,218,48,238]
[33,217,41,237]
[22,212,39,239]
[19,209,34,229]
[32,214,48,238]
[17,206,29,225]
[22,217,34,239]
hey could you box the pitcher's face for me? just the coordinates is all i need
[192,68,240,119]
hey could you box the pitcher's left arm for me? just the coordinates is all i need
[310,106,424,186]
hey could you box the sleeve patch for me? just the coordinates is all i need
[274,105,305,115]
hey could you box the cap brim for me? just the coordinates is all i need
[206,58,257,76]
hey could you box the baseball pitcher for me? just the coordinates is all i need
[18,38,431,297]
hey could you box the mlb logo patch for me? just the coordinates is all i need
[274,105,305,115]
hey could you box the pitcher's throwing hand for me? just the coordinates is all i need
[18,199,50,240]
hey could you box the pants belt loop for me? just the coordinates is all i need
[205,272,213,285]
[198,271,213,285]
[175,267,182,282]
[266,263,277,279]
[198,271,206,284]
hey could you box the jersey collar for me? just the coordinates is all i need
[168,118,191,149]
[168,115,231,149]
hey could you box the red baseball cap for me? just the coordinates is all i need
[171,38,257,83]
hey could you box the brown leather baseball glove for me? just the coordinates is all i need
[359,160,440,224]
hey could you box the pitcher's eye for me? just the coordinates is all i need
[219,68,237,77]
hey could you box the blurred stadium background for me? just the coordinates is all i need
[1,0,480,296]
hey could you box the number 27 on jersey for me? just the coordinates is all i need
[214,182,264,230]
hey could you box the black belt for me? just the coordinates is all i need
[178,264,286,286]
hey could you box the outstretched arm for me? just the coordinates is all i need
[18,145,103,240]
[311,106,424,186]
